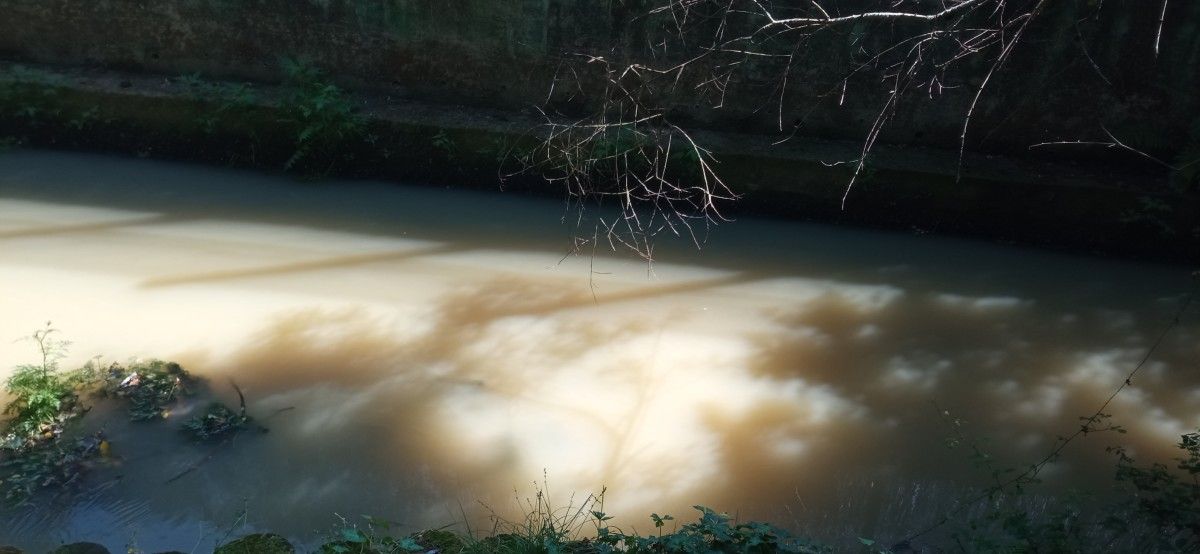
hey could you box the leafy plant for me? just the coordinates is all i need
[0,432,105,505]
[432,129,457,160]
[181,402,250,441]
[320,515,430,554]
[0,67,62,127]
[102,359,195,421]
[67,105,101,131]
[0,325,114,505]
[594,506,828,553]
[1106,431,1200,551]
[2,324,78,443]
[1170,120,1200,193]
[1119,195,1175,237]
[0,135,22,151]
[279,58,365,173]
[179,73,260,135]
[317,499,825,554]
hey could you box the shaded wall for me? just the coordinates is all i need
[0,1,1197,157]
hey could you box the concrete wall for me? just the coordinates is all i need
[0,1,1197,157]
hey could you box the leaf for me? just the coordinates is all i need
[398,537,424,552]
[340,527,367,543]
[363,514,392,529]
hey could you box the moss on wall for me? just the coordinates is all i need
[1,63,1195,263]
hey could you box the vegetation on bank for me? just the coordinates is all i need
[2,60,1198,263]
[0,60,523,182]
[0,324,253,505]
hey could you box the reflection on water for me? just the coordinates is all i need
[0,150,1196,550]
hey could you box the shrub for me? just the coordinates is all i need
[279,58,365,173]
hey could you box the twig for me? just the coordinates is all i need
[230,379,247,418]
[1029,125,1178,170]
[1155,0,1170,59]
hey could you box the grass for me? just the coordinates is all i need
[316,498,824,554]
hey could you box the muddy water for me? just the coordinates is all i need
[0,150,1196,550]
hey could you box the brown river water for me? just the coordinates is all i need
[0,150,1196,550]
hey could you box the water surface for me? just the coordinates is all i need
[0,150,1196,550]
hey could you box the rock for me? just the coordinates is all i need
[215,533,294,554]
[0,546,24,554]
[49,543,109,554]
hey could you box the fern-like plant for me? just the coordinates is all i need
[279,57,365,174]
[2,323,74,441]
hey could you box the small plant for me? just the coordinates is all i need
[314,498,827,554]
[1119,195,1175,237]
[1170,120,1200,193]
[0,135,22,150]
[0,432,105,506]
[215,532,295,554]
[1106,430,1200,551]
[103,359,195,421]
[2,323,80,444]
[0,69,62,127]
[181,382,258,442]
[178,73,260,134]
[319,515,428,553]
[596,506,828,553]
[0,325,108,505]
[279,58,365,173]
[432,129,457,160]
[181,402,251,441]
[67,105,100,131]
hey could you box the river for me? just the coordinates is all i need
[0,149,1196,550]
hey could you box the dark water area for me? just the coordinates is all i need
[0,150,1196,551]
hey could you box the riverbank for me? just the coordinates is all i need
[1,61,1195,264]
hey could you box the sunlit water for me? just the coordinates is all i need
[0,150,1196,551]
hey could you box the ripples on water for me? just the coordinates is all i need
[0,150,1196,550]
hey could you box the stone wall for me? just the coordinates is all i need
[0,1,1197,157]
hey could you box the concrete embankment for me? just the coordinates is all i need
[0,62,1195,263]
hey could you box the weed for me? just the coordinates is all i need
[0,432,105,506]
[0,325,103,504]
[215,532,294,554]
[67,105,100,131]
[432,129,457,160]
[320,515,427,553]
[1170,120,1200,192]
[177,73,261,135]
[102,359,195,421]
[279,58,365,173]
[1119,195,1175,237]
[0,135,22,151]
[591,505,828,553]
[318,497,827,554]
[2,323,82,444]
[1106,431,1200,551]
[181,402,251,441]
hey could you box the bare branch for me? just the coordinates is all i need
[1155,0,1170,58]
[757,0,994,29]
